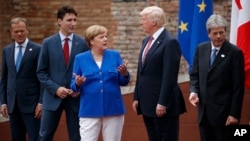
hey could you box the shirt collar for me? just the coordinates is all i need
[151,27,164,40]
[59,31,73,41]
[15,38,28,48]
[211,42,221,52]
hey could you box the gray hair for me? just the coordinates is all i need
[206,14,227,33]
[10,17,28,26]
[140,6,166,27]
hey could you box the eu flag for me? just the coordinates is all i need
[177,0,213,71]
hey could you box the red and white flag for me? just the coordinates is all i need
[230,0,250,89]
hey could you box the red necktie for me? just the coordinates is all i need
[63,38,69,65]
[142,36,154,64]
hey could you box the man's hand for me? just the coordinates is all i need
[56,87,73,99]
[0,105,9,118]
[132,100,139,113]
[34,104,42,119]
[226,115,239,126]
[189,92,199,107]
[156,104,167,117]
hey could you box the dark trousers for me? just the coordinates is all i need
[199,112,229,141]
[39,98,80,141]
[142,115,179,141]
[9,103,40,141]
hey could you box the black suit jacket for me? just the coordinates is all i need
[134,29,186,117]
[0,40,42,113]
[190,40,245,126]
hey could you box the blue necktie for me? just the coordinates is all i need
[210,49,218,66]
[16,45,23,71]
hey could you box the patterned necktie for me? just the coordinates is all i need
[210,48,218,66]
[63,38,69,65]
[142,36,154,64]
[16,45,23,71]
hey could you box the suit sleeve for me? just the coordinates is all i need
[158,39,181,107]
[230,49,245,118]
[0,49,8,105]
[36,40,60,96]
[190,46,200,94]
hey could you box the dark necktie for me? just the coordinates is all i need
[142,36,154,64]
[63,38,69,65]
[210,48,218,66]
[16,45,23,71]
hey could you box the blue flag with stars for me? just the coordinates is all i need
[177,0,213,71]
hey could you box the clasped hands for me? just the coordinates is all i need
[56,87,80,99]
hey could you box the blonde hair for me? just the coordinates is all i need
[84,25,108,47]
[140,6,166,27]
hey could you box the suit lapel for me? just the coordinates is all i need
[142,30,165,68]
[202,45,211,71]
[17,41,34,73]
[209,42,228,70]
[139,37,149,68]
[54,34,67,67]
[70,34,79,66]
[9,44,17,72]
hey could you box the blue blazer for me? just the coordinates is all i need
[0,41,42,113]
[37,33,88,111]
[71,49,130,117]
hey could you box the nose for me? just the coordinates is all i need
[17,31,22,35]
[71,20,77,25]
[104,36,108,41]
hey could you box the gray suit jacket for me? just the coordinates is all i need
[37,33,88,111]
[0,40,42,113]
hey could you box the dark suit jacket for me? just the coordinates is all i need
[134,29,186,117]
[0,41,42,113]
[190,40,245,126]
[37,33,88,112]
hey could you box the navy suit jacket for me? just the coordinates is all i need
[190,40,245,126]
[134,29,186,117]
[37,33,88,112]
[0,40,42,113]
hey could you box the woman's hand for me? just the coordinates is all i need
[117,60,128,76]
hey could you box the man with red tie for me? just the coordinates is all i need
[37,6,88,141]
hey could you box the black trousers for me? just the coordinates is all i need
[199,112,229,141]
[142,115,179,141]
[9,103,40,141]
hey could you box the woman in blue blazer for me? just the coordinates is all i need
[71,25,130,141]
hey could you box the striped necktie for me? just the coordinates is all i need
[142,36,154,64]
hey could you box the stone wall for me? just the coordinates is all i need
[0,0,232,88]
